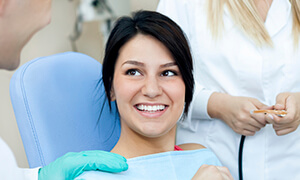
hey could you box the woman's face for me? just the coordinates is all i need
[112,34,185,138]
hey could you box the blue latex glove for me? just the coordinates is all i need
[38,150,128,180]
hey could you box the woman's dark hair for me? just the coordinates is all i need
[102,10,194,117]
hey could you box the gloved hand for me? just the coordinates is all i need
[38,150,128,180]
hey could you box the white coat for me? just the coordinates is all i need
[0,138,39,180]
[158,0,300,179]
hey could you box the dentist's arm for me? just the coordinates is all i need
[38,150,128,180]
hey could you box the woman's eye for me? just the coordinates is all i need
[161,70,176,77]
[126,69,141,76]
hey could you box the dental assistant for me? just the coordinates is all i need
[158,0,300,179]
[0,0,127,179]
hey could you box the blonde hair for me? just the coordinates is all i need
[206,0,300,47]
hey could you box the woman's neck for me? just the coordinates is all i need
[111,126,176,159]
[255,0,273,22]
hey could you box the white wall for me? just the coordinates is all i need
[0,0,159,168]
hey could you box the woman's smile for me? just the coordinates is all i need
[135,103,169,118]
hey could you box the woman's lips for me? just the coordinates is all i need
[135,104,168,118]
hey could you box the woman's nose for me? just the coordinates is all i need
[141,76,162,98]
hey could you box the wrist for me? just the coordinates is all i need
[207,92,231,119]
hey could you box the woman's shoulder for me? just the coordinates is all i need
[178,143,206,150]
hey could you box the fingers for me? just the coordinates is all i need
[273,92,300,135]
[252,98,274,111]
[266,113,295,126]
[265,113,299,135]
[86,151,128,172]
[233,123,257,136]
[275,127,297,136]
[70,150,129,172]
[233,119,263,136]
[241,130,255,136]
[243,122,261,134]
[275,93,289,110]
[232,111,266,136]
[250,113,268,126]
[193,165,233,180]
[238,114,267,136]
[216,166,234,180]
[274,103,285,110]
[81,150,127,161]
[236,93,300,136]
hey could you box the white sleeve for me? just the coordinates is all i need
[191,82,214,120]
[21,167,40,180]
[0,137,23,180]
[175,82,214,145]
[0,138,40,180]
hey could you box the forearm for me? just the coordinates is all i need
[207,92,231,120]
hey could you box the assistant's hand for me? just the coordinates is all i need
[266,92,300,136]
[38,150,128,180]
[192,164,233,180]
[208,93,273,136]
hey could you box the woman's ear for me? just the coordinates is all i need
[110,86,116,101]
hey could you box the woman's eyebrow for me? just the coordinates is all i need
[122,60,144,67]
[160,62,177,68]
[121,60,176,68]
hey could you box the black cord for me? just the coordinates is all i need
[92,0,99,7]
[238,135,246,180]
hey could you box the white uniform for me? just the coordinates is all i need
[0,138,39,180]
[158,0,300,179]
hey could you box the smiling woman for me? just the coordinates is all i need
[111,34,186,156]
[75,10,233,179]
[102,10,193,159]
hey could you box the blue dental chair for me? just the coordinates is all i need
[9,52,120,168]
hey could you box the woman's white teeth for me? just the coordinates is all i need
[137,105,165,112]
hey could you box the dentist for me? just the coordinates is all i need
[0,0,127,179]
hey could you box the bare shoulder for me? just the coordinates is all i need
[179,143,206,150]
